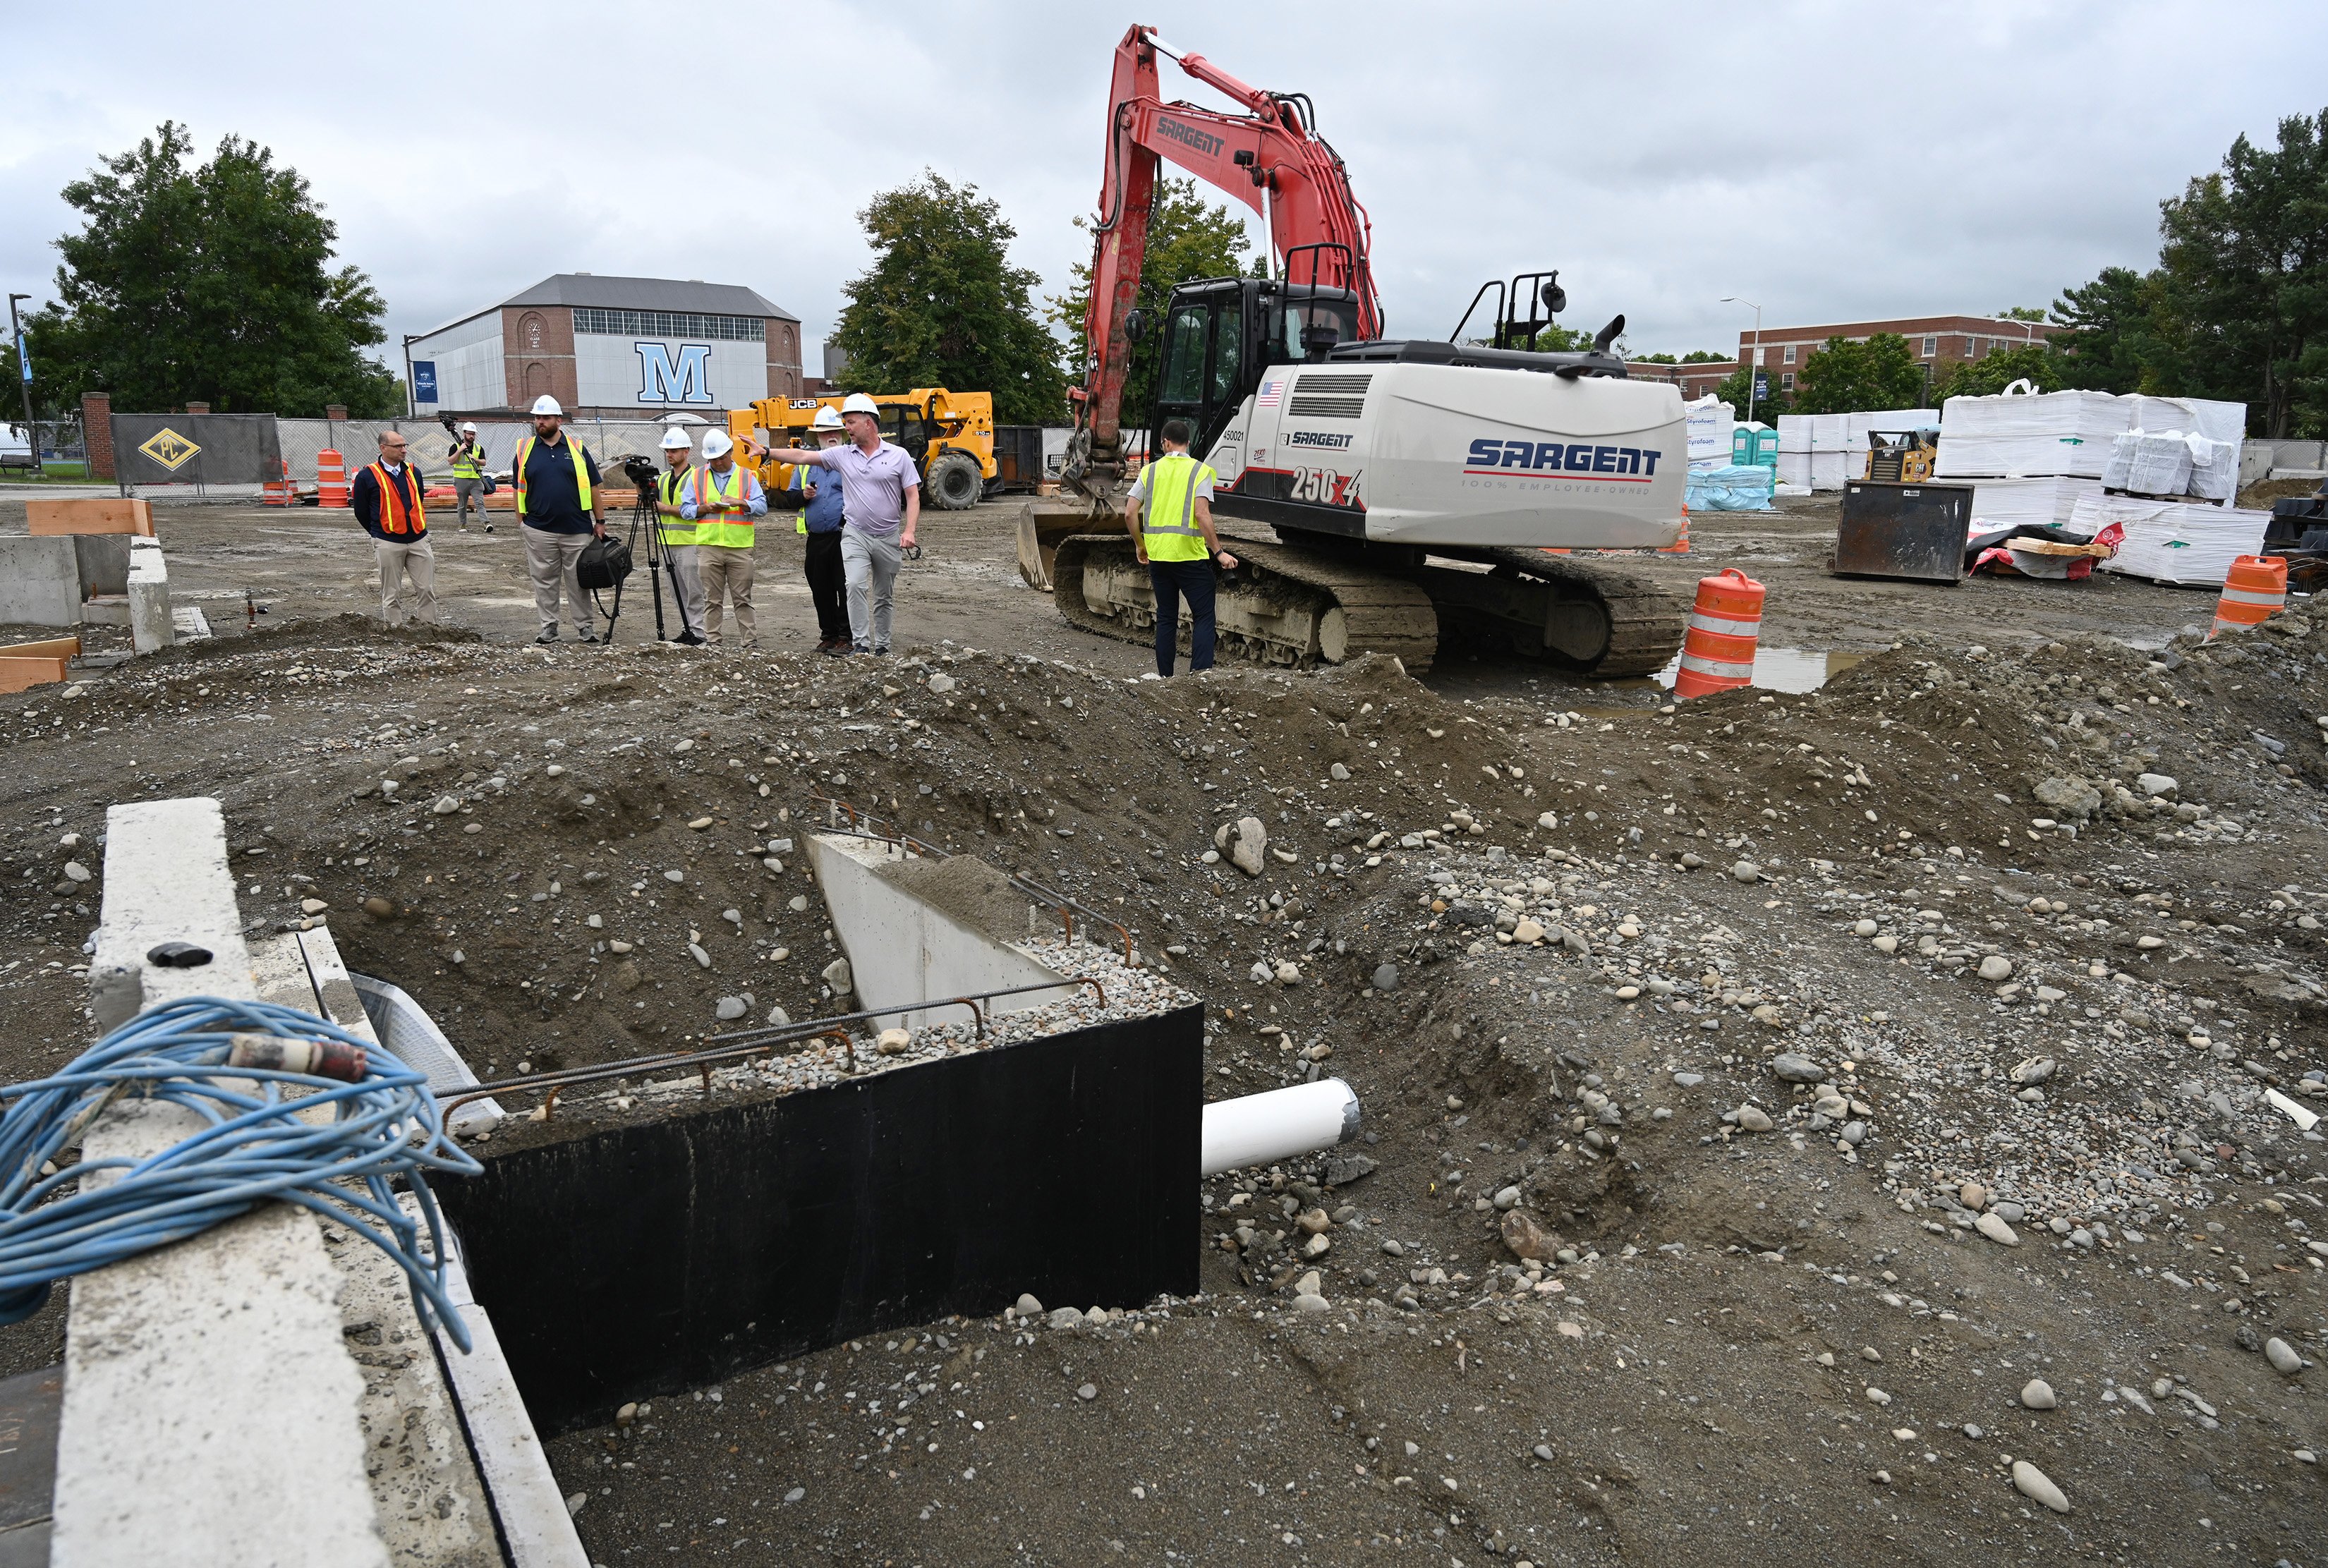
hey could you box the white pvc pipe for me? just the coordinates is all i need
[1200,1078,1362,1177]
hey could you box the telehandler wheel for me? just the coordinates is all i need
[926,452,985,511]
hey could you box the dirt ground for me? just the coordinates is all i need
[0,489,2322,1567]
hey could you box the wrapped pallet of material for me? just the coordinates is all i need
[1809,450,1851,491]
[1777,414,1813,454]
[2102,431,2139,490]
[1845,409,1939,446]
[2082,493,2269,586]
[2130,395,2245,500]
[1683,463,1776,511]
[1776,451,1811,488]
[1934,386,2130,478]
[1968,475,2103,530]
[2126,431,2195,496]
[1685,396,1736,470]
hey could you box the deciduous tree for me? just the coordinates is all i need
[1790,333,1926,414]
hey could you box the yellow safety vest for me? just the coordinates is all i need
[450,437,486,480]
[657,466,696,547]
[1141,453,1215,563]
[514,434,593,520]
[691,465,757,548]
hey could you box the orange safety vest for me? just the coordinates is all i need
[366,461,428,537]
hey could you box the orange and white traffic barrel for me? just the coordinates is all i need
[1673,567,1764,700]
[262,458,295,506]
[317,447,348,508]
[1660,503,1692,554]
[2208,554,2286,639]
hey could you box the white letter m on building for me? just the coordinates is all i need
[636,341,715,404]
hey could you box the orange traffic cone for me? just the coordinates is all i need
[2208,554,2286,639]
[317,448,348,508]
[1673,568,1764,700]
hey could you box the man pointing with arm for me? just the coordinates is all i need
[751,392,916,656]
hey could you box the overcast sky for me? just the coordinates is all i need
[5,1,2324,380]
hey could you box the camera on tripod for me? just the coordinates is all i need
[621,454,660,491]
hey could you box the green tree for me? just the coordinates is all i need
[2145,109,2328,436]
[1932,341,2064,404]
[1046,176,1259,425]
[2047,266,2157,394]
[1997,305,2048,322]
[832,169,1067,425]
[1790,333,1926,414]
[21,122,399,418]
[1680,349,1728,363]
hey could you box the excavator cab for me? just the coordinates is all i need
[1148,276,1364,463]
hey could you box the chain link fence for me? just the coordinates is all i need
[275,415,713,486]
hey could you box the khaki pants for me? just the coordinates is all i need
[376,535,437,626]
[662,542,707,638]
[699,544,756,642]
[522,524,595,639]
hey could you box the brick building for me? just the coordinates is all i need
[402,274,804,419]
[1625,315,2061,404]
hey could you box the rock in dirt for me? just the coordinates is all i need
[1873,935,1899,954]
[1735,1105,1774,1133]
[876,1028,911,1056]
[1730,860,1762,884]
[1500,1209,1557,1260]
[2020,1379,2057,1409]
[1323,1152,1377,1185]
[1014,1294,1043,1316]
[1230,817,1268,877]
[715,996,747,1021]
[823,957,853,994]
[2033,775,2102,821]
[1771,1053,1825,1083]
[2010,1056,2056,1086]
[2265,1337,2304,1375]
[2012,1459,2070,1513]
[1372,964,1400,992]
[1046,1307,1084,1330]
[362,896,395,918]
[1975,1213,2020,1246]
[1978,954,2015,982]
[2137,772,2178,798]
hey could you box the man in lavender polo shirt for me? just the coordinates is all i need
[753,392,919,655]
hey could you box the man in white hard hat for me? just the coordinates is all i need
[792,406,851,652]
[650,426,707,645]
[752,391,916,656]
[681,428,768,647]
[512,395,606,644]
[447,420,492,533]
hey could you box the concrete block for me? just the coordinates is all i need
[0,537,82,628]
[126,539,172,655]
[60,798,389,1567]
[72,534,131,598]
[806,833,1079,1029]
[26,496,153,536]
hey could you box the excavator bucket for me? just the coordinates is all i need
[1016,495,1111,592]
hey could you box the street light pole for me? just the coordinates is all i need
[1721,296,1762,427]
[8,293,40,478]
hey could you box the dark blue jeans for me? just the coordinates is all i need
[1148,558,1215,676]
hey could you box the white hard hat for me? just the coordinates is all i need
[839,392,881,418]
[658,427,694,451]
[459,421,478,432]
[529,394,564,417]
[810,406,844,432]
[701,430,734,458]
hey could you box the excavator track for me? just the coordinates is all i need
[1414,547,1687,679]
[1033,502,1686,679]
[1053,529,1440,672]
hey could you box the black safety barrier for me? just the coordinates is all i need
[109,413,284,489]
[435,1004,1203,1435]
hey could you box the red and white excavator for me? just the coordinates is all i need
[1017,24,1690,676]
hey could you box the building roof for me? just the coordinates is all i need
[497,273,798,322]
[413,272,799,341]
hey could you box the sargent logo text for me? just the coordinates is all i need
[1465,438,1663,477]
[1287,430,1352,449]
[1157,116,1226,158]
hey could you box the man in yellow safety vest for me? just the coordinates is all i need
[512,394,607,645]
[447,420,491,533]
[682,429,767,647]
[1123,417,1239,676]
[650,426,708,645]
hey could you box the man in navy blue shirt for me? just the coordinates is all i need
[512,395,606,644]
[792,407,850,651]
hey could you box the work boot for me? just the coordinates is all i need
[535,631,557,645]
[674,631,706,647]
[485,523,495,534]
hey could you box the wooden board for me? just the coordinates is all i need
[0,636,81,660]
[0,656,70,694]
[26,497,154,537]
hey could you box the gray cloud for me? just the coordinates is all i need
[4,0,2322,379]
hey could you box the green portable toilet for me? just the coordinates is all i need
[1752,427,1781,466]
[1730,426,1757,465]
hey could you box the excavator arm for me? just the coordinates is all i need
[1078,25,1382,463]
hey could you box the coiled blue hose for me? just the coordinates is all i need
[0,995,485,1350]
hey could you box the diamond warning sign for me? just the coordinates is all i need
[137,427,201,472]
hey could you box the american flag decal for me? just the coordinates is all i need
[1256,377,1285,408]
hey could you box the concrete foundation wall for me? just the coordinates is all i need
[807,833,1080,1028]
[126,538,172,654]
[0,537,83,626]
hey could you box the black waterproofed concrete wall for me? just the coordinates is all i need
[437,1005,1203,1435]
